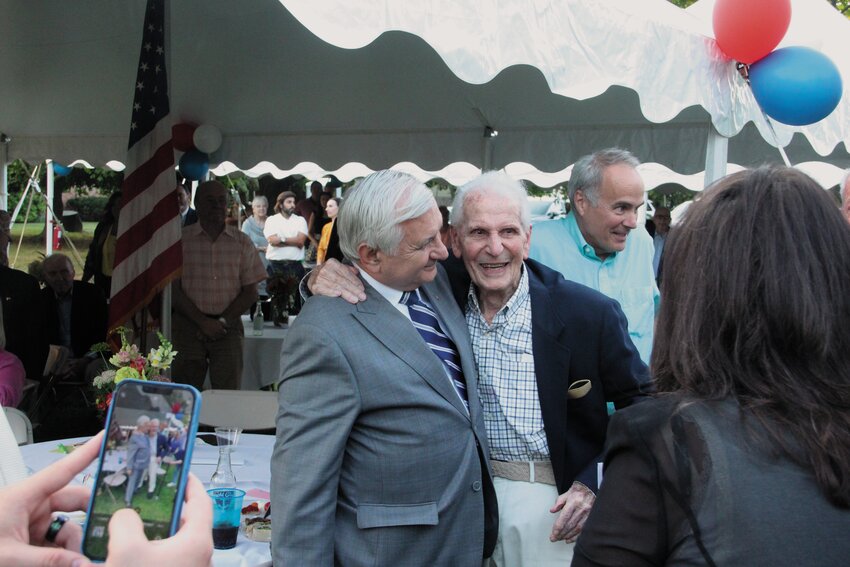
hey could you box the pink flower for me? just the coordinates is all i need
[130,356,146,372]
[97,392,113,411]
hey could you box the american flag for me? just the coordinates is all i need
[108,0,181,330]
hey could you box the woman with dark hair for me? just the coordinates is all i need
[82,191,122,299]
[573,166,850,566]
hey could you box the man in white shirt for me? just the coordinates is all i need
[264,191,308,317]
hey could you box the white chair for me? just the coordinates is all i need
[0,406,29,487]
[4,406,33,445]
[198,390,279,431]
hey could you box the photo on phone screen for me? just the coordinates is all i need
[82,379,200,561]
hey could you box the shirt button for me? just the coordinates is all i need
[471,480,482,492]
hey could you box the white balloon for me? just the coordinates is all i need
[193,124,222,154]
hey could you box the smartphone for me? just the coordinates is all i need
[82,379,201,561]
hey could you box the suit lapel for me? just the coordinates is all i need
[528,267,571,460]
[421,282,477,419]
[352,282,470,419]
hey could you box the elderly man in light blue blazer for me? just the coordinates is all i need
[271,170,497,566]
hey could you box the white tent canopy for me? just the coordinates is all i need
[1,0,847,184]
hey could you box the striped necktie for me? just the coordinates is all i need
[401,290,469,413]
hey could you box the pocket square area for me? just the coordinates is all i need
[568,379,592,399]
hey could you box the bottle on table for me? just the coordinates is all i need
[253,300,264,336]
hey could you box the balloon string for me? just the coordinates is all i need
[740,62,792,168]
[761,110,792,167]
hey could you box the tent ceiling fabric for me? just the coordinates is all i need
[1,0,847,176]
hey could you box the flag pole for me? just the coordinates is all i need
[161,0,173,350]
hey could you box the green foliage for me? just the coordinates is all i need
[214,174,260,209]
[7,159,45,193]
[6,159,121,204]
[53,166,123,196]
[6,189,46,222]
[524,181,567,201]
[647,188,693,210]
[67,195,109,221]
[828,0,850,15]
[666,0,849,16]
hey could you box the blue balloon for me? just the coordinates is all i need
[53,163,71,176]
[178,150,210,181]
[749,46,843,126]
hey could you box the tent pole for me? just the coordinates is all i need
[0,138,7,211]
[161,283,172,343]
[704,125,728,188]
[482,126,498,172]
[482,136,492,171]
[46,160,54,256]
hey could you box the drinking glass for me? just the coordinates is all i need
[208,488,245,549]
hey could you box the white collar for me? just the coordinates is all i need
[355,265,406,305]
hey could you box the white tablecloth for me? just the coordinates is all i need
[239,316,289,391]
[20,433,276,567]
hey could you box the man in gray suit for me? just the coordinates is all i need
[270,170,497,566]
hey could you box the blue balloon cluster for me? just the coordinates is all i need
[749,46,843,126]
[178,150,210,181]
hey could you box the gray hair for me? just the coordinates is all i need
[43,253,74,272]
[251,195,268,207]
[136,415,151,427]
[338,170,435,261]
[569,148,640,206]
[451,171,531,230]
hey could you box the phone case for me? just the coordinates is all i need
[81,379,202,561]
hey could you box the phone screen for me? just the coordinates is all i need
[82,379,200,561]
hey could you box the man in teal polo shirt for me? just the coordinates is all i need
[529,148,659,364]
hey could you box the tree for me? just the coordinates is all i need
[828,0,850,15]
[667,0,849,18]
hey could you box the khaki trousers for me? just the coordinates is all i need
[483,476,575,567]
[171,312,243,390]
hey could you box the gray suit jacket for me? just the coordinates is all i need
[271,266,495,566]
[125,432,150,472]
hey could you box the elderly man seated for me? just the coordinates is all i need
[40,253,107,381]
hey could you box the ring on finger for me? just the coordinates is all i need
[45,514,69,543]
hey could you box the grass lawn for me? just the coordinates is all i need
[8,221,96,278]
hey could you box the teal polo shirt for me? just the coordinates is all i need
[529,212,659,364]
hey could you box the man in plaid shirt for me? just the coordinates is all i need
[172,180,267,390]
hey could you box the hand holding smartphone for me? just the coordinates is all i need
[81,379,201,562]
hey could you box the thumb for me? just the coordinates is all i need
[106,508,148,551]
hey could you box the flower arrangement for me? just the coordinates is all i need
[91,327,178,414]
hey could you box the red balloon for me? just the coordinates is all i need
[172,122,197,152]
[713,0,791,64]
